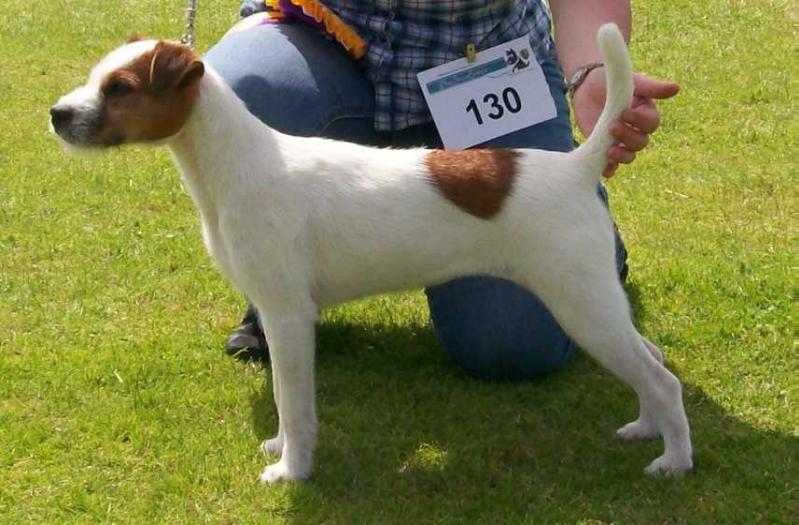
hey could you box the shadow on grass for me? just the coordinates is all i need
[247,303,795,524]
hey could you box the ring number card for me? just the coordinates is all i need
[418,34,557,150]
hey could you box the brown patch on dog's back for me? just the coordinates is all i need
[425,149,519,219]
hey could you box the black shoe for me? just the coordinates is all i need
[225,306,269,362]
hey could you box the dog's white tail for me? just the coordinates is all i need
[571,24,634,176]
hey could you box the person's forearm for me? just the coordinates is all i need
[549,0,631,80]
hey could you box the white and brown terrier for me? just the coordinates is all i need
[51,25,692,482]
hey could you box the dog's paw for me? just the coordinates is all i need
[259,460,308,484]
[617,419,659,441]
[644,454,693,477]
[261,436,284,456]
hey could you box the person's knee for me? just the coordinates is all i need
[205,27,332,134]
[426,277,576,380]
[204,25,373,137]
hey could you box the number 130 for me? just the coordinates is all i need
[465,87,522,125]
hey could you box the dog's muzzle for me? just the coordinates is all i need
[50,105,75,135]
[49,100,108,147]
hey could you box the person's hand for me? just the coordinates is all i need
[240,0,268,18]
[572,70,680,177]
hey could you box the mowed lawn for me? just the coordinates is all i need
[0,0,795,523]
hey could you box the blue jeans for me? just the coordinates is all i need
[205,24,628,380]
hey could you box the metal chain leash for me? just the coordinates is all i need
[179,0,198,48]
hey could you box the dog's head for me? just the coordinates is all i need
[50,37,204,150]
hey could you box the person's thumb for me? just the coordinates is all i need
[633,75,680,100]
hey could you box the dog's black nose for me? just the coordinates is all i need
[50,106,74,129]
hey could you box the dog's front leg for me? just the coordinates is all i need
[257,310,317,483]
[261,355,284,456]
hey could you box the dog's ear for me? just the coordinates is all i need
[149,41,205,92]
[126,33,155,44]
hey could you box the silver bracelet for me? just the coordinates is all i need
[566,62,604,96]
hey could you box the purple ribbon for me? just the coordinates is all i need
[269,1,325,31]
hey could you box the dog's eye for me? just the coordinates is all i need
[104,80,133,97]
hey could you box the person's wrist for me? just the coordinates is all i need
[570,66,608,138]
[566,62,604,97]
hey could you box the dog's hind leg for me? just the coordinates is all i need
[256,306,318,483]
[523,260,692,476]
[616,336,665,441]
[642,336,664,364]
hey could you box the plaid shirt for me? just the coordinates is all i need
[323,0,555,130]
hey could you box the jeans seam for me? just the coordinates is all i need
[317,112,374,135]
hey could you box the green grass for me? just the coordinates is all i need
[0,0,795,523]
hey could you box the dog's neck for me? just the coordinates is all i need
[166,67,282,223]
